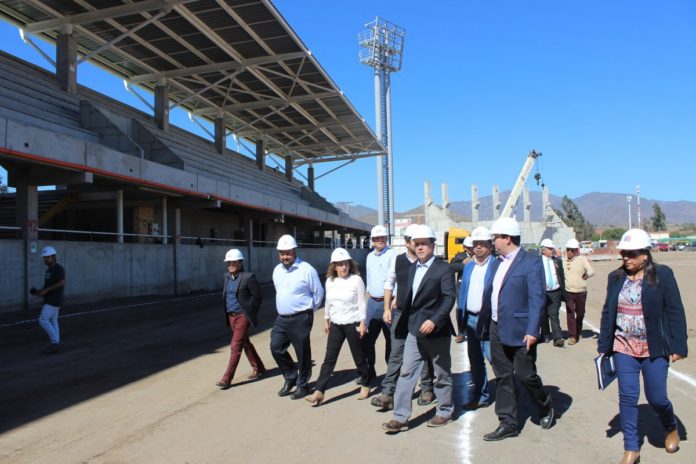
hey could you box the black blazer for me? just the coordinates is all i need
[222,271,262,328]
[598,264,688,358]
[549,255,567,302]
[403,256,456,338]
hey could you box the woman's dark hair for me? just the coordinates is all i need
[326,259,360,280]
[614,248,658,286]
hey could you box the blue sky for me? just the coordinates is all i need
[2,1,695,212]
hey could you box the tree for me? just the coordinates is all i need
[554,196,594,240]
[592,227,625,241]
[650,203,667,232]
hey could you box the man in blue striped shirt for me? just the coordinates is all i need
[271,234,324,400]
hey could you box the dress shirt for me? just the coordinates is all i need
[366,246,397,297]
[542,256,560,291]
[225,274,241,313]
[384,252,417,293]
[273,258,324,315]
[465,255,492,314]
[491,247,521,322]
[324,274,366,324]
[412,255,436,302]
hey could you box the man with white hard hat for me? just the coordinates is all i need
[450,235,474,343]
[382,224,456,433]
[215,249,266,390]
[457,226,499,410]
[563,238,594,345]
[539,239,567,348]
[271,234,324,400]
[364,224,397,382]
[372,223,434,410]
[30,246,65,354]
[478,217,555,441]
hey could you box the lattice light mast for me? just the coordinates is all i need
[359,17,405,237]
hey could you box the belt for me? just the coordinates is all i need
[279,309,313,318]
[465,310,480,316]
[547,288,561,293]
[370,296,385,302]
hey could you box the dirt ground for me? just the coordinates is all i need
[1,252,694,464]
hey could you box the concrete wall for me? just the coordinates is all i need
[0,240,369,313]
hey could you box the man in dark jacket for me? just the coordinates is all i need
[216,249,266,389]
[539,239,567,347]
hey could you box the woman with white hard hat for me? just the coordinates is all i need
[305,248,370,405]
[597,228,688,464]
[216,249,266,389]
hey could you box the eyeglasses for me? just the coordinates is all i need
[620,250,643,259]
[472,241,489,248]
[492,234,508,240]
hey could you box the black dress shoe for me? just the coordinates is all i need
[290,387,310,400]
[277,380,296,397]
[540,406,555,429]
[483,424,519,441]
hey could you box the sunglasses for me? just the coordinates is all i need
[620,250,644,259]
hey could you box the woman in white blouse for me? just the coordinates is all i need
[306,248,369,406]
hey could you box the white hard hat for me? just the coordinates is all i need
[617,228,652,250]
[223,249,244,262]
[403,224,419,239]
[330,247,352,263]
[41,246,56,257]
[276,234,298,250]
[539,238,555,249]
[565,239,580,249]
[370,225,388,238]
[463,236,474,248]
[490,217,521,236]
[470,226,492,241]
[410,224,437,240]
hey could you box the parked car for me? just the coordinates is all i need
[656,242,670,252]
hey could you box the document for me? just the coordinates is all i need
[594,353,616,390]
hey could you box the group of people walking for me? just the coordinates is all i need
[214,220,687,464]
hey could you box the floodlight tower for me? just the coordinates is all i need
[359,17,405,237]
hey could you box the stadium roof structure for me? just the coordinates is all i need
[0,0,385,168]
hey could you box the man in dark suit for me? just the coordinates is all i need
[216,249,266,389]
[478,217,555,441]
[382,224,456,433]
[539,239,567,347]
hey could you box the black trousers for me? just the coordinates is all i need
[270,311,313,389]
[363,318,391,377]
[315,321,370,393]
[542,289,563,341]
[489,321,551,429]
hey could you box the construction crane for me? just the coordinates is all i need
[500,150,541,218]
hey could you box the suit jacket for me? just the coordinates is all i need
[546,255,567,302]
[598,265,688,358]
[477,248,546,346]
[457,256,498,311]
[403,256,456,338]
[222,271,262,327]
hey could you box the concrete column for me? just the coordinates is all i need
[308,164,315,191]
[471,184,479,225]
[523,187,531,224]
[56,26,77,94]
[339,232,345,247]
[424,180,432,225]
[442,183,450,216]
[285,155,293,182]
[255,139,265,170]
[116,190,124,243]
[175,208,181,243]
[331,230,336,249]
[492,185,500,219]
[162,197,168,245]
[16,179,38,312]
[154,80,169,131]
[214,115,226,154]
[247,217,255,273]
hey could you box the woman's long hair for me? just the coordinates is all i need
[326,260,360,280]
[614,248,658,286]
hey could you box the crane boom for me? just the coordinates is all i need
[500,150,541,218]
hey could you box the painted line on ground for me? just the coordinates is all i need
[453,341,473,464]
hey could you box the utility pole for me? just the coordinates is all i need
[627,195,633,229]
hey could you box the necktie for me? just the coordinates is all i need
[545,257,555,290]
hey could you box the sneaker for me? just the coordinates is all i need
[371,394,393,410]
[553,339,565,347]
[382,419,408,433]
[417,391,436,406]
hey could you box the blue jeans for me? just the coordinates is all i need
[466,312,491,404]
[614,353,677,451]
[39,304,60,344]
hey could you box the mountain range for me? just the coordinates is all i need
[336,192,696,227]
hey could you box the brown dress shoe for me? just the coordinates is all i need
[382,419,408,433]
[665,428,680,453]
[619,450,640,464]
[427,415,452,427]
[568,337,577,345]
[248,369,266,380]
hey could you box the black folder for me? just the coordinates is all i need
[594,353,616,390]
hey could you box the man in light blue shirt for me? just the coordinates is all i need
[271,234,324,400]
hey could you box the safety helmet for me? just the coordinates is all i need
[539,238,555,249]
[41,246,57,257]
[276,234,298,250]
[463,236,474,248]
[330,247,352,263]
[370,225,388,239]
[470,226,492,241]
[490,217,521,237]
[223,249,244,262]
[410,224,437,240]
[617,228,652,250]
[403,224,419,240]
[565,239,580,249]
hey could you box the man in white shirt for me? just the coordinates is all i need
[271,234,324,400]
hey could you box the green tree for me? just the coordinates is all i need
[555,195,594,240]
[650,203,667,231]
[592,227,625,241]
